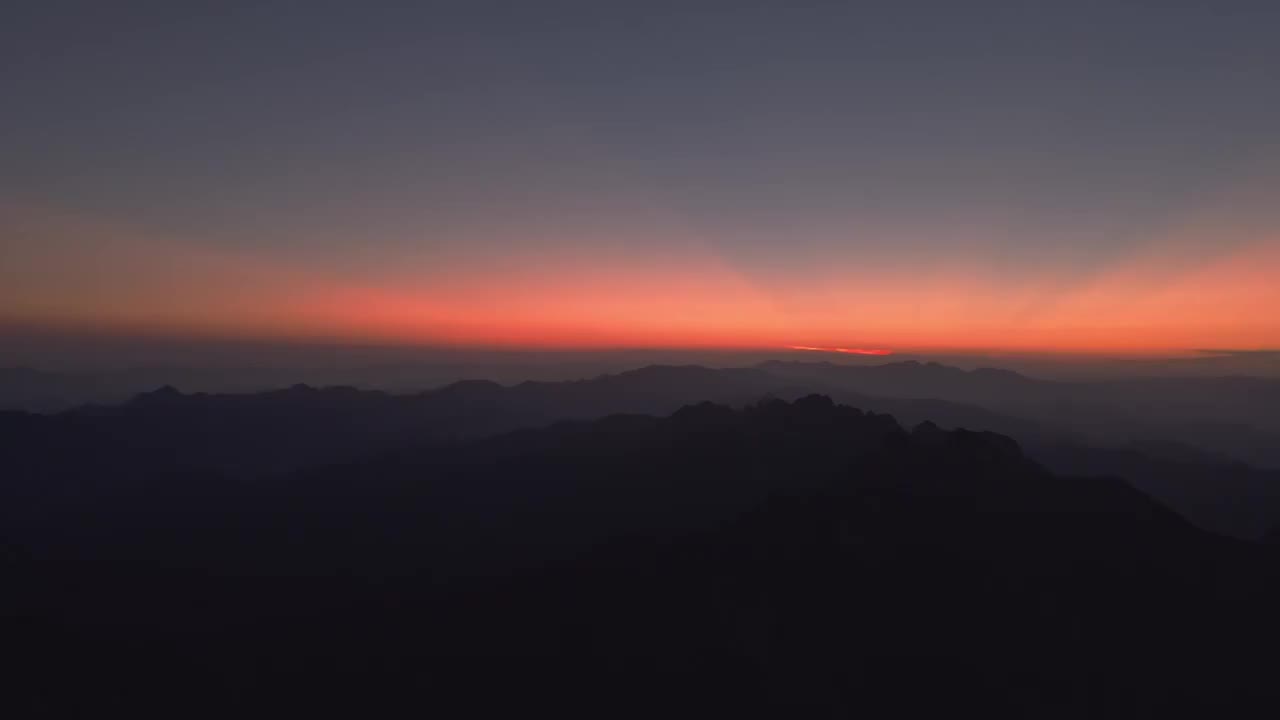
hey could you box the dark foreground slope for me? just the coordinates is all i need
[4,396,1278,717]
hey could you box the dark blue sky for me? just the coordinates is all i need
[4,1,1279,352]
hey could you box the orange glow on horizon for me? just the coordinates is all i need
[788,345,895,356]
[3,201,1278,358]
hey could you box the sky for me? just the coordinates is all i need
[3,0,1279,357]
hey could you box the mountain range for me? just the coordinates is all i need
[5,361,1280,538]
[6,395,1279,717]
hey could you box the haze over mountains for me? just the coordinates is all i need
[4,348,1280,410]
[6,359,1280,538]
[761,360,1280,467]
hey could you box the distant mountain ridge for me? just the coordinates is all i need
[759,359,1280,466]
[5,362,1280,538]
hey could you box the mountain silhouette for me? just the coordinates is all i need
[6,396,1278,717]
[760,359,1280,469]
[6,362,1280,538]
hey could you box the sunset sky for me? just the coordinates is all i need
[4,1,1278,355]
